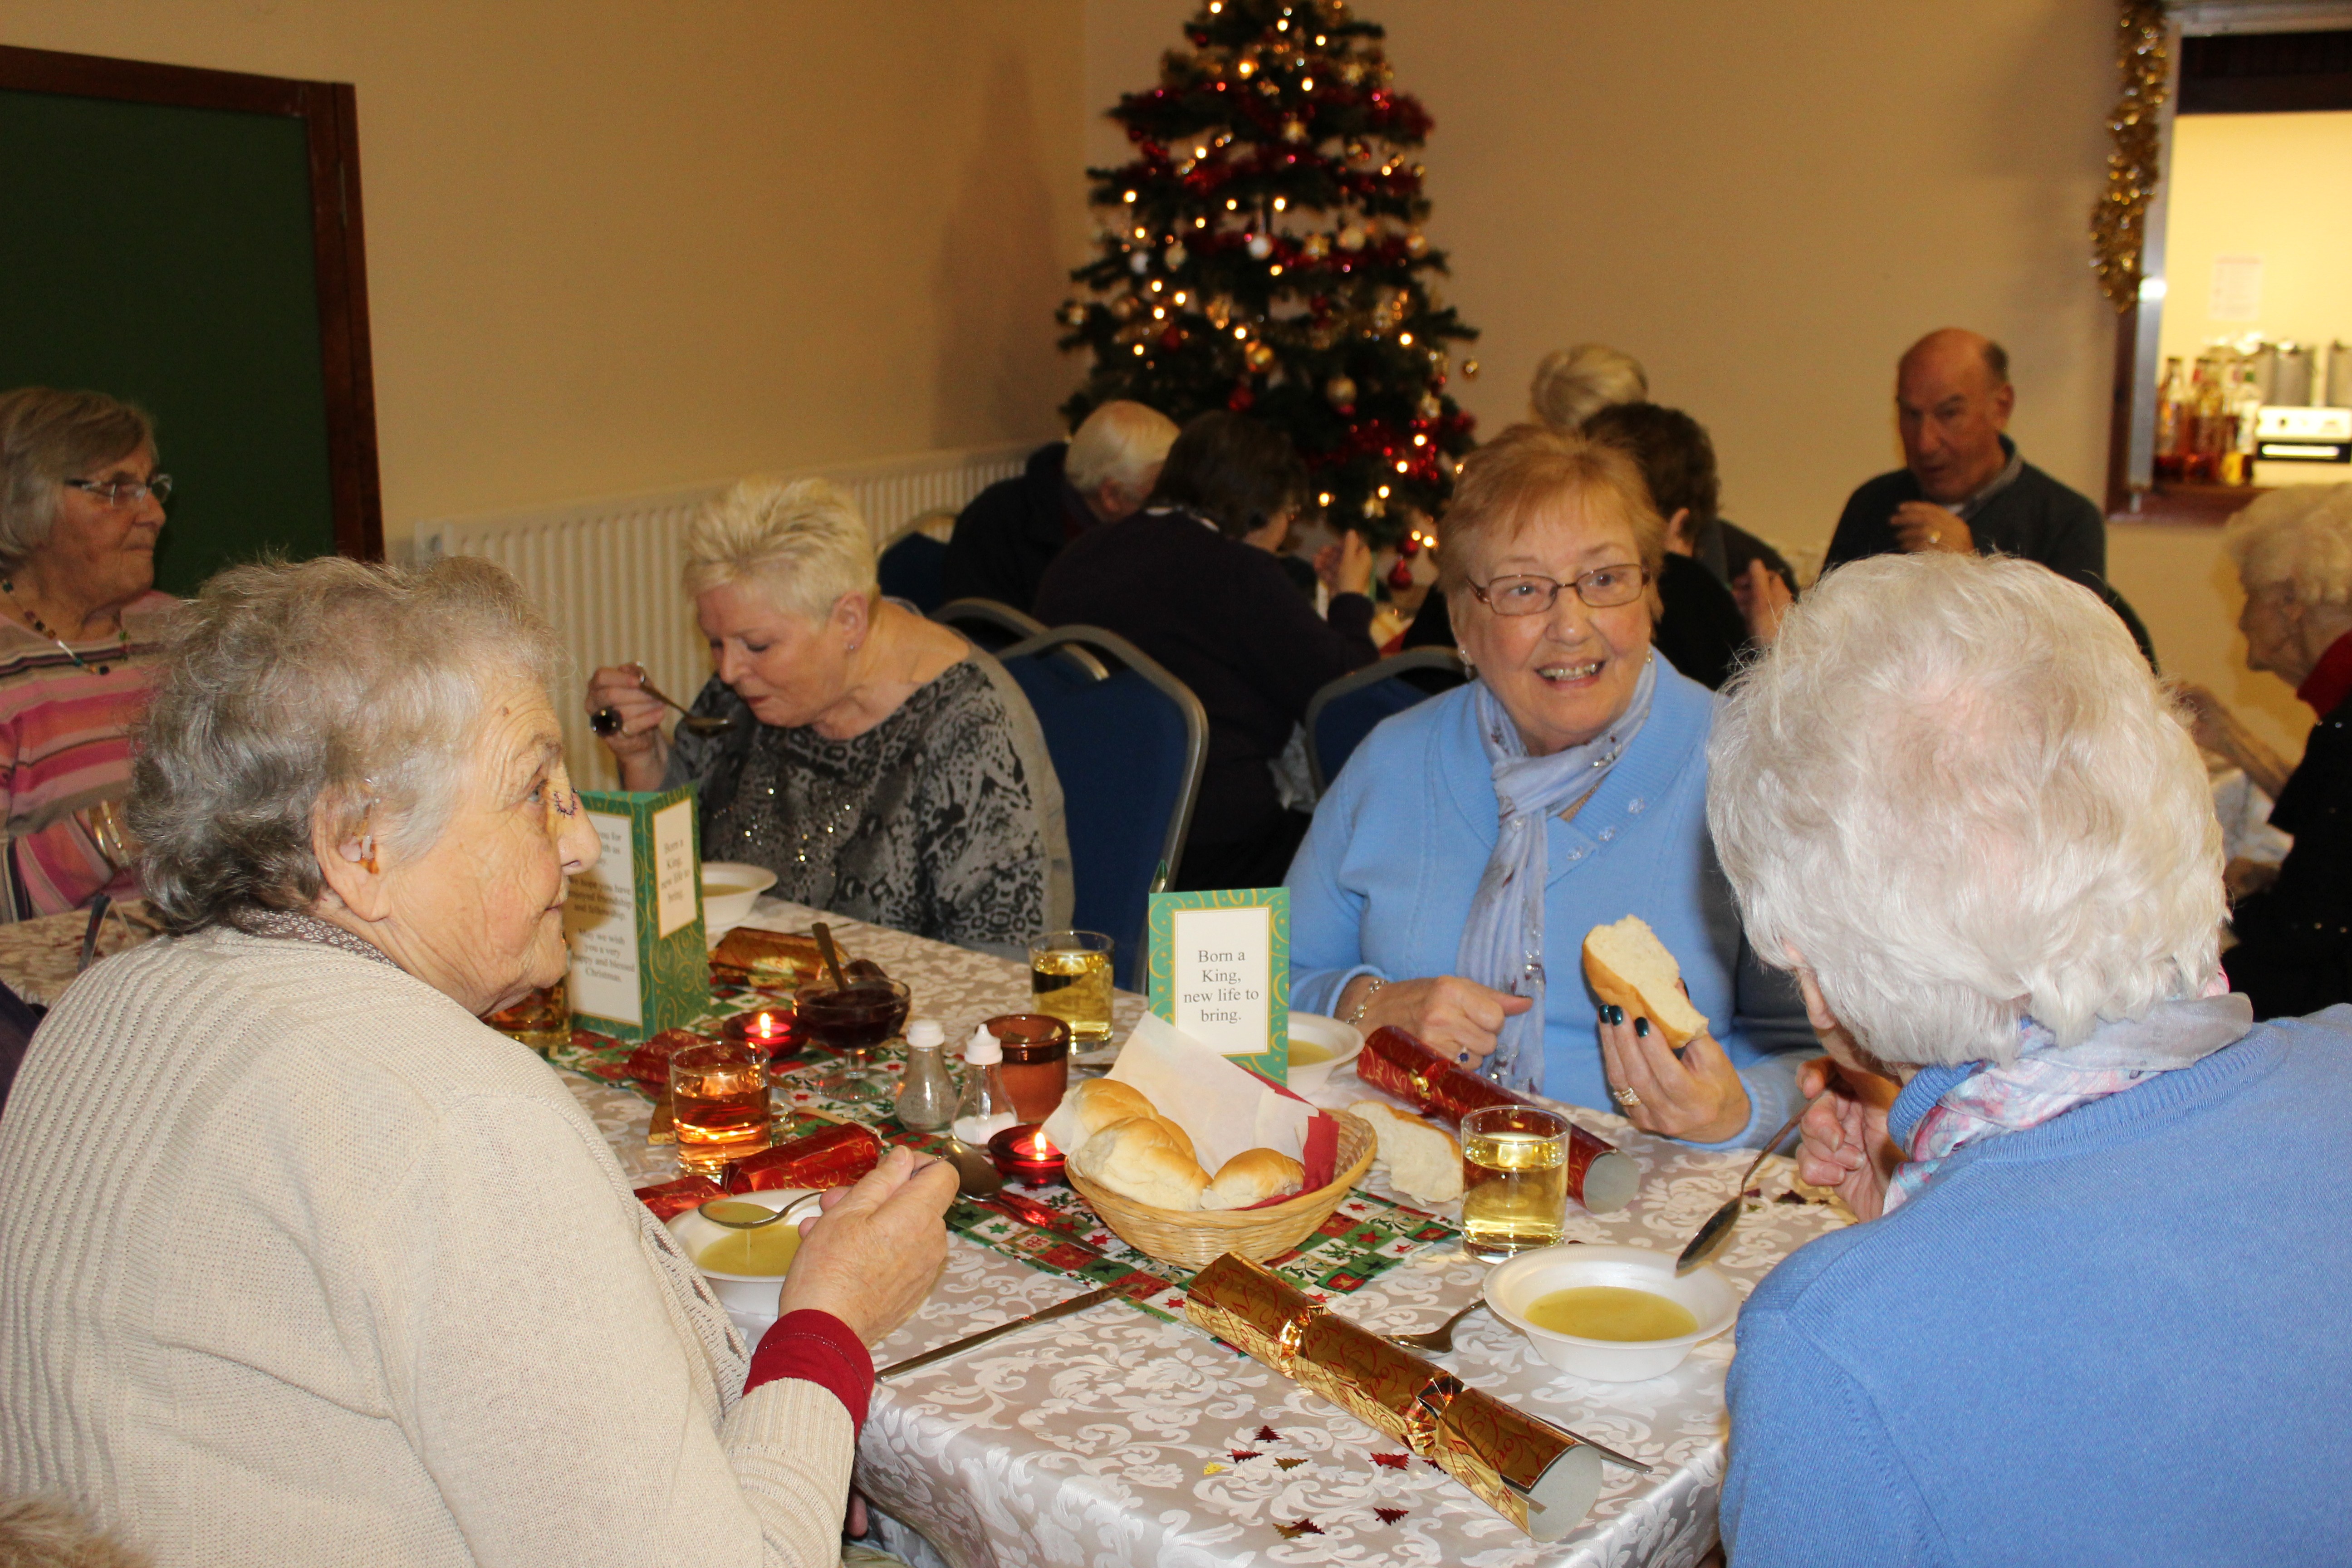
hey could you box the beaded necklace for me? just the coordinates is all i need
[0,578,131,675]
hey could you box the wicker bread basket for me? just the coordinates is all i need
[1066,1110,1377,1268]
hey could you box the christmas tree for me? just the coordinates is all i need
[1057,0,1479,549]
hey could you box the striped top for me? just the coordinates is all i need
[0,591,176,918]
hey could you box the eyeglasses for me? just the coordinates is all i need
[1467,564,1648,616]
[62,473,172,508]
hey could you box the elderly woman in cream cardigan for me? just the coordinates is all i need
[0,556,955,1566]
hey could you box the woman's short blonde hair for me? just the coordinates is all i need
[1529,343,1647,433]
[1708,553,2224,1068]
[2222,482,2352,608]
[1438,424,1666,617]
[682,476,878,626]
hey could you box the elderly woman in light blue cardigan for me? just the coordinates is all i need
[1288,426,1811,1147]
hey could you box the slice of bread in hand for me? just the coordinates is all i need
[1349,1101,1464,1204]
[1583,915,1710,1046]
[1197,1147,1307,1210]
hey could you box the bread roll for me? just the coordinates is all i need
[1582,915,1710,1047]
[1197,1148,1307,1210]
[1065,1078,1160,1141]
[1072,1116,1209,1210]
[1350,1101,1465,1204]
[1147,1115,1197,1162]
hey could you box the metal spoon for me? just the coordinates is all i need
[696,1196,799,1230]
[1674,1107,1808,1275]
[947,1139,1004,1198]
[590,666,736,739]
[1386,1299,1486,1352]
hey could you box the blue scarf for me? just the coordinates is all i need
[1455,656,1657,1093]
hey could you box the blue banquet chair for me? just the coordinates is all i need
[931,597,1048,654]
[1304,646,1470,797]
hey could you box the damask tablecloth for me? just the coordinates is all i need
[0,897,1853,1568]
[566,900,1853,1568]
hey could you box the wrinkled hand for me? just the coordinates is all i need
[1731,559,1794,647]
[1348,974,1532,1066]
[1890,501,1972,555]
[585,664,671,788]
[2173,680,2234,758]
[2225,855,2281,902]
[1794,1057,1903,1221]
[778,1146,956,1343]
[1597,1006,1750,1143]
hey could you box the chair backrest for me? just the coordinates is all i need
[997,626,1206,990]
[932,597,1048,653]
[1305,647,1470,796]
[877,532,949,615]
[0,978,45,1121]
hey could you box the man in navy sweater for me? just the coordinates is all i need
[1824,329,2106,591]
[1706,553,2350,1565]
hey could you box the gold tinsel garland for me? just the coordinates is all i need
[2091,0,2171,312]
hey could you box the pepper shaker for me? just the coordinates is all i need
[894,1017,957,1132]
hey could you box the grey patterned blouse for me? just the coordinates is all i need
[664,655,1071,958]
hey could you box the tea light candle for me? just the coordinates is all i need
[721,1005,798,1060]
[987,1122,1067,1185]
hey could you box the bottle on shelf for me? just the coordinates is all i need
[2155,356,2187,483]
[894,1017,957,1133]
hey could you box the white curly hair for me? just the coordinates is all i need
[2222,483,2352,607]
[1706,553,2224,1068]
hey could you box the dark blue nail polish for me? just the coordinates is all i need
[1596,1005,1609,1024]
[1635,1016,1650,1039]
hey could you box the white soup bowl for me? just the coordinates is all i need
[1483,1243,1738,1382]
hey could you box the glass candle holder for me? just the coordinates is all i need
[987,1122,1067,1186]
[720,1004,799,1062]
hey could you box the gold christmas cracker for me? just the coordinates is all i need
[1185,1253,1601,1540]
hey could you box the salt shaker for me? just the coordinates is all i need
[894,1018,957,1132]
[950,1024,1020,1148]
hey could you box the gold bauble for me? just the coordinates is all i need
[1416,392,1442,420]
[1060,301,1088,327]
[1302,232,1331,260]
[1404,229,1428,257]
[1281,117,1307,143]
[1326,374,1358,408]
[1337,222,1367,252]
[1205,294,1235,328]
[1462,358,1480,380]
[1245,341,1277,372]
[1112,294,1143,321]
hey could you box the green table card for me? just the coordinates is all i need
[1147,887,1288,1084]
[565,785,708,1042]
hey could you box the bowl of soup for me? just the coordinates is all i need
[1284,1010,1365,1095]
[663,1186,821,1316]
[701,861,779,938]
[1482,1244,1738,1382]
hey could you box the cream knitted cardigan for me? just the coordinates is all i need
[0,926,853,1566]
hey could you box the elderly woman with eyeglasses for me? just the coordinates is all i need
[1287,426,1811,1145]
[0,387,176,918]
[0,556,955,1564]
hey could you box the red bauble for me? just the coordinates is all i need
[1387,558,1415,590]
[1227,383,1255,411]
[1160,325,1183,349]
[1397,534,1421,558]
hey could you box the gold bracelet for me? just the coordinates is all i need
[1346,976,1386,1028]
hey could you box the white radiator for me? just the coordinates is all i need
[416,441,1036,785]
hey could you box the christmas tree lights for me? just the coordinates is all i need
[1058,0,1480,547]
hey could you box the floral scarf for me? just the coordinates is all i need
[1884,987,2252,1212]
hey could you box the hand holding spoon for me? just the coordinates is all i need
[590,665,736,739]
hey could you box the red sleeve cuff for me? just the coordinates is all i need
[745,1310,874,1432]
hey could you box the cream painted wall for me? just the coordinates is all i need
[1082,0,2313,761]
[0,0,1085,546]
[2158,111,2352,368]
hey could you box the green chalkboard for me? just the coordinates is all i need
[0,48,378,593]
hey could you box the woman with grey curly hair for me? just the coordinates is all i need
[1710,552,2349,1563]
[588,475,1069,957]
[2175,482,2352,1018]
[0,387,177,919]
[0,555,955,1566]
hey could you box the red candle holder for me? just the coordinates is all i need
[987,1122,1067,1186]
[721,1004,799,1062]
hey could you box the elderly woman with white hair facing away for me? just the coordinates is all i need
[589,476,1069,957]
[940,399,1180,612]
[1710,552,2350,1564]
[0,556,957,1565]
[2174,483,2352,1019]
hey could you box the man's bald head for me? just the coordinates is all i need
[1895,328,2016,504]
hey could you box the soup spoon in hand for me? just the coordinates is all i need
[590,666,737,739]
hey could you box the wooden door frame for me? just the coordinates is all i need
[0,43,382,561]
